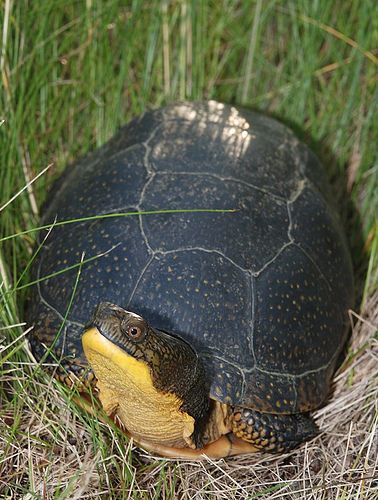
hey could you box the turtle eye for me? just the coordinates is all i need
[126,324,144,341]
[120,313,147,342]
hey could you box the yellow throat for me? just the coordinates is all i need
[82,327,196,448]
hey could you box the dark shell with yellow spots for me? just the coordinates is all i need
[27,101,354,414]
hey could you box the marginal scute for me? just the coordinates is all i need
[253,244,343,375]
[298,146,333,202]
[290,186,353,311]
[204,356,247,403]
[243,369,297,413]
[295,366,336,412]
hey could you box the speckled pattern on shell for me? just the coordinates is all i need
[27,101,354,414]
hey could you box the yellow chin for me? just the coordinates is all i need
[82,327,195,449]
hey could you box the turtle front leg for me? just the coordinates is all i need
[231,407,318,452]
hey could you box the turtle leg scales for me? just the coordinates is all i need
[231,406,318,452]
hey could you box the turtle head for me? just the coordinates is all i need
[82,302,211,450]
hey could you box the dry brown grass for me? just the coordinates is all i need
[1,291,376,499]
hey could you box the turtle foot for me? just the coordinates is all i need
[231,406,318,452]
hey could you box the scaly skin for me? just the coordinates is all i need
[231,407,318,452]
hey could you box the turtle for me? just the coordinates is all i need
[27,101,354,459]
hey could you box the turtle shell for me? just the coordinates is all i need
[27,101,354,414]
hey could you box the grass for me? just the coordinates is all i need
[0,0,377,498]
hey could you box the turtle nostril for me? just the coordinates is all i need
[93,302,127,321]
[92,302,115,321]
[100,301,118,310]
